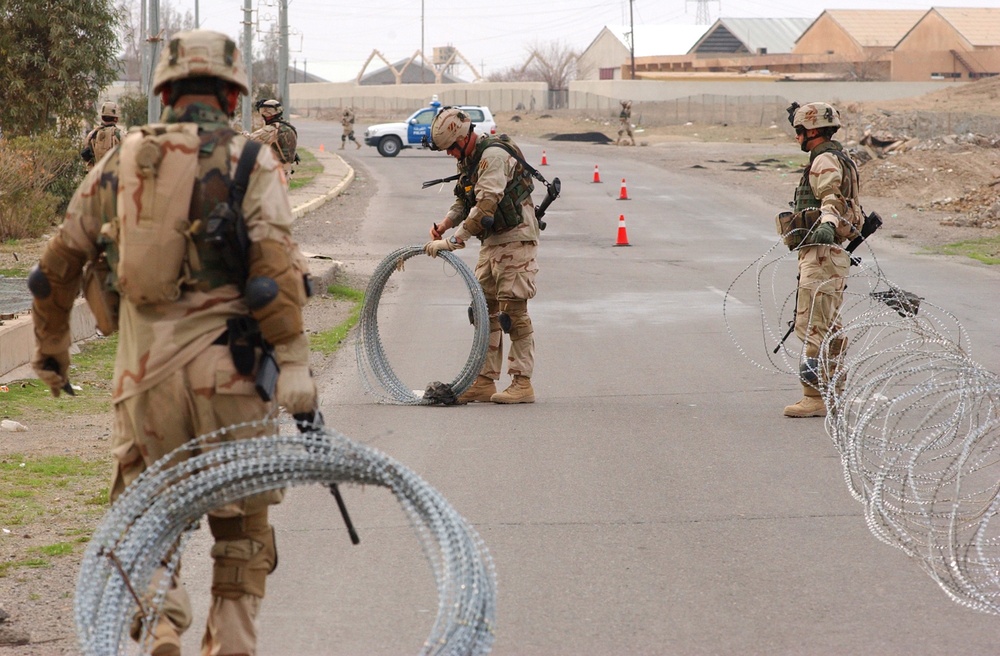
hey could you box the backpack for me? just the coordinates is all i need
[92,125,122,162]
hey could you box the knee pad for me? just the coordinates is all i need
[799,357,820,387]
[208,512,276,599]
[499,300,532,341]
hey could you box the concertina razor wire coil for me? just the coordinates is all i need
[356,246,489,404]
[725,233,1000,615]
[75,420,497,655]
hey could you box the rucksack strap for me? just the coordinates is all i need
[230,140,261,210]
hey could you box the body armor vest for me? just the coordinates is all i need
[92,124,122,162]
[793,140,858,213]
[461,135,534,238]
[101,126,246,304]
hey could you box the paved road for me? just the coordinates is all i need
[174,120,1000,654]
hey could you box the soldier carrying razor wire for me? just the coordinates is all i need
[424,107,540,404]
[29,29,317,655]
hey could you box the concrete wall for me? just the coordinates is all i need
[290,81,549,116]
[568,79,951,110]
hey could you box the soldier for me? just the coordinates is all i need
[28,30,317,654]
[81,101,126,169]
[249,98,299,178]
[616,99,634,146]
[340,106,360,149]
[424,108,540,404]
[781,101,862,418]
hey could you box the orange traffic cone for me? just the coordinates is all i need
[319,143,325,152]
[593,164,602,183]
[541,150,548,166]
[618,178,630,200]
[614,214,631,246]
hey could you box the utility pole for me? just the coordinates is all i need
[421,0,426,84]
[686,0,718,25]
[147,0,161,122]
[278,0,289,106]
[194,0,199,27]
[242,0,253,130]
[629,0,635,80]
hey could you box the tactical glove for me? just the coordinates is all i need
[31,348,70,397]
[274,334,317,415]
[424,238,463,258]
[808,221,836,245]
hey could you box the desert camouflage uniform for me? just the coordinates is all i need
[83,121,126,170]
[249,118,297,178]
[447,141,540,381]
[30,101,311,655]
[617,100,634,146]
[340,108,359,148]
[793,140,862,397]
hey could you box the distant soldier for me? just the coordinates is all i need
[616,99,634,146]
[249,99,298,178]
[340,107,360,149]
[81,101,126,169]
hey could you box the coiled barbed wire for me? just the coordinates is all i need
[356,246,489,404]
[75,420,497,655]
[725,234,1000,614]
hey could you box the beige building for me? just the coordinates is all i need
[603,8,1000,82]
[892,7,1000,80]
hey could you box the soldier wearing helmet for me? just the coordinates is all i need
[29,30,316,655]
[80,100,126,170]
[249,98,299,179]
[780,101,863,418]
[424,107,541,404]
[340,106,360,149]
[616,99,634,146]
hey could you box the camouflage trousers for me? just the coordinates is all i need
[476,240,538,379]
[111,342,281,656]
[794,244,850,356]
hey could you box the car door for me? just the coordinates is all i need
[407,108,437,145]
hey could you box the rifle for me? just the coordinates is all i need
[293,411,361,545]
[773,210,884,353]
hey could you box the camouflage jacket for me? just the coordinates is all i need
[799,140,863,241]
[85,122,126,165]
[446,135,540,246]
[341,111,355,129]
[48,103,306,403]
[249,119,297,166]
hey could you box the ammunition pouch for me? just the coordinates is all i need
[81,253,120,335]
[776,209,820,250]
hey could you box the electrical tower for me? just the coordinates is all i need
[686,0,720,25]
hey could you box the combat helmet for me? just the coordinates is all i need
[152,29,249,95]
[789,101,841,130]
[99,101,120,120]
[257,99,283,119]
[429,107,472,151]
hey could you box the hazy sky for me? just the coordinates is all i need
[170,0,1000,81]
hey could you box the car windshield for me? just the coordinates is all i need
[412,109,435,125]
[464,109,485,123]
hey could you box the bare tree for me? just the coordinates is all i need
[523,41,579,90]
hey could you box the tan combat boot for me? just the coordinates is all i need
[339,141,345,150]
[783,390,826,418]
[458,375,497,403]
[491,375,535,404]
[355,140,362,149]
